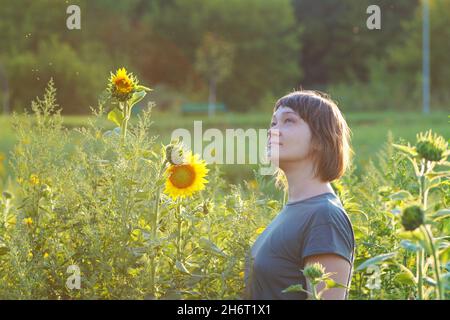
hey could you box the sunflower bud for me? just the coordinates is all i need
[401,205,425,231]
[40,184,52,198]
[165,144,184,165]
[2,191,13,200]
[415,130,448,162]
[107,67,137,102]
[303,262,325,281]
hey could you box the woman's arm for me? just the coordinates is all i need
[303,253,351,300]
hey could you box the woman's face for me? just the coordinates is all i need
[267,106,313,166]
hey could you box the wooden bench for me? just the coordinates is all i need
[181,102,227,114]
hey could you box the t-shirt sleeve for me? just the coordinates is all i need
[301,218,354,265]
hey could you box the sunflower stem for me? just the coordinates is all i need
[149,158,166,299]
[417,248,424,300]
[416,159,428,300]
[309,280,319,300]
[420,159,429,210]
[176,200,183,262]
[149,186,161,298]
[120,101,130,145]
[421,225,443,300]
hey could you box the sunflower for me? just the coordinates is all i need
[112,67,134,93]
[108,67,136,102]
[401,205,424,231]
[415,130,448,163]
[164,152,209,200]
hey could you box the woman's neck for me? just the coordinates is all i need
[281,160,335,203]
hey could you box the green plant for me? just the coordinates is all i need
[356,130,449,300]
[282,262,348,300]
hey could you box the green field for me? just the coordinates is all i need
[1,111,449,184]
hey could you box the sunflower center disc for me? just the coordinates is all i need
[169,165,196,189]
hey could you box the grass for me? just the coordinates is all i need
[1,110,449,184]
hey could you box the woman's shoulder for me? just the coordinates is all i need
[304,195,356,255]
[308,195,352,229]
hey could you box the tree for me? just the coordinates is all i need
[292,0,418,86]
[146,0,302,111]
[195,32,235,117]
[388,0,450,99]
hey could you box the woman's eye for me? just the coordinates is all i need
[270,122,276,127]
[284,118,294,123]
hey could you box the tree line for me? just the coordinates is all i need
[0,0,448,114]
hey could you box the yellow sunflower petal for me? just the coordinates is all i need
[164,152,209,200]
[110,67,135,95]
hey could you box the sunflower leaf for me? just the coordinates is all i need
[282,284,307,294]
[392,144,418,157]
[432,209,450,221]
[389,190,413,201]
[175,260,191,275]
[199,237,227,257]
[107,108,124,127]
[426,171,450,179]
[324,279,348,289]
[400,240,420,252]
[356,252,397,271]
[135,85,152,92]
[129,90,147,109]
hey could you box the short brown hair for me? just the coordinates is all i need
[273,90,352,182]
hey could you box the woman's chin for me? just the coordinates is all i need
[267,152,283,166]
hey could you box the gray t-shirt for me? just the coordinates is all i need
[244,192,355,300]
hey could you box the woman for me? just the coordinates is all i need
[244,90,355,300]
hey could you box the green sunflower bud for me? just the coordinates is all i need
[2,191,13,200]
[165,144,184,165]
[40,184,52,198]
[303,262,326,281]
[401,205,425,231]
[415,130,448,162]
